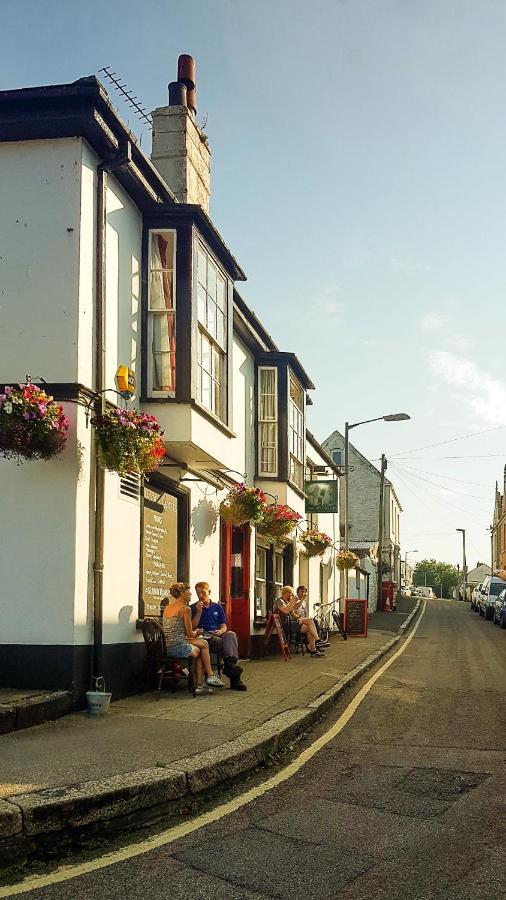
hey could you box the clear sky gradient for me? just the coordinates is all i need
[3,0,506,567]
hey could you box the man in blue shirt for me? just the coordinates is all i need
[191,582,246,691]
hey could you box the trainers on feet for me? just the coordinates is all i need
[310,650,325,657]
[206,674,225,687]
[195,684,213,695]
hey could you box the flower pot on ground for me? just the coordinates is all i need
[91,408,165,476]
[257,504,302,542]
[0,383,69,463]
[336,550,359,571]
[219,483,267,526]
[299,529,333,558]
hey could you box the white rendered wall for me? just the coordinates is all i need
[0,402,81,645]
[0,138,82,383]
[0,138,84,646]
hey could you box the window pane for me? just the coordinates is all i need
[151,312,175,392]
[201,371,211,409]
[217,274,226,311]
[197,284,206,323]
[275,554,283,586]
[213,378,221,416]
[152,353,174,392]
[290,375,304,411]
[150,270,174,311]
[207,299,216,339]
[216,310,226,346]
[207,259,217,300]
[197,246,207,287]
[256,547,266,579]
[200,333,211,373]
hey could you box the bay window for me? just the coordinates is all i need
[148,230,176,396]
[196,242,227,420]
[289,374,305,490]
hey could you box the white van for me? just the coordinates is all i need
[478,575,506,620]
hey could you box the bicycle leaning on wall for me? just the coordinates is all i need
[313,599,347,642]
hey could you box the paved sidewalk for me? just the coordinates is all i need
[0,601,414,801]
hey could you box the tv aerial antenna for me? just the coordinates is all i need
[99,66,152,128]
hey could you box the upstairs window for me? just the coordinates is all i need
[289,374,305,490]
[196,243,227,420]
[331,449,343,466]
[148,230,176,396]
[258,367,278,476]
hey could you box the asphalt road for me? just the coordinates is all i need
[16,599,506,899]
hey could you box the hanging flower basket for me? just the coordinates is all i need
[91,408,165,476]
[0,383,69,463]
[299,529,333,558]
[219,483,267,526]
[257,503,302,542]
[336,550,359,571]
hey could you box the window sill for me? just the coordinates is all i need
[191,400,236,438]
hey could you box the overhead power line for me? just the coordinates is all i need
[389,424,506,458]
[394,463,492,494]
[395,464,490,488]
[393,454,506,460]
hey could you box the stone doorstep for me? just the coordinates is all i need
[0,691,72,734]
[0,601,421,860]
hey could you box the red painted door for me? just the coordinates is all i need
[220,522,250,658]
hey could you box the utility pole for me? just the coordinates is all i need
[377,454,387,610]
[456,528,467,601]
[344,422,350,551]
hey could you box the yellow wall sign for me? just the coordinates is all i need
[115,366,136,396]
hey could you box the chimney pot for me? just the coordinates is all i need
[168,81,187,107]
[177,54,196,90]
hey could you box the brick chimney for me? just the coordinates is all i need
[151,54,211,212]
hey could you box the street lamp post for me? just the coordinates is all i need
[343,413,410,552]
[456,528,467,601]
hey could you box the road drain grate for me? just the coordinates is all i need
[399,767,489,801]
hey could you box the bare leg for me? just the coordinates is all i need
[190,638,213,677]
[300,619,319,652]
[191,647,204,685]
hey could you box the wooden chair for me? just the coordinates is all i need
[142,618,196,699]
[287,617,308,655]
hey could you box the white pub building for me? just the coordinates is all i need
[0,58,341,700]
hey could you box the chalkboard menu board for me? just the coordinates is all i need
[344,598,368,637]
[142,486,178,617]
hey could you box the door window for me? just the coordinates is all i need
[255,546,267,617]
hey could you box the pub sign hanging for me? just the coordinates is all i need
[305,479,338,514]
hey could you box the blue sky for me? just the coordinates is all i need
[3,0,506,567]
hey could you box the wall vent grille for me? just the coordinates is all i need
[119,472,141,501]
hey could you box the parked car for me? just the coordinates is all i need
[477,575,506,620]
[470,583,482,612]
[493,588,506,628]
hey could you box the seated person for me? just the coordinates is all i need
[276,585,325,657]
[162,583,223,695]
[296,585,329,647]
[191,582,246,691]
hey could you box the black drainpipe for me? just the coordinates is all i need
[92,146,132,690]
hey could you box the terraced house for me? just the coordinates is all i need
[0,58,340,701]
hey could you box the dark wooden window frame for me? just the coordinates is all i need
[141,218,234,429]
[254,356,307,497]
